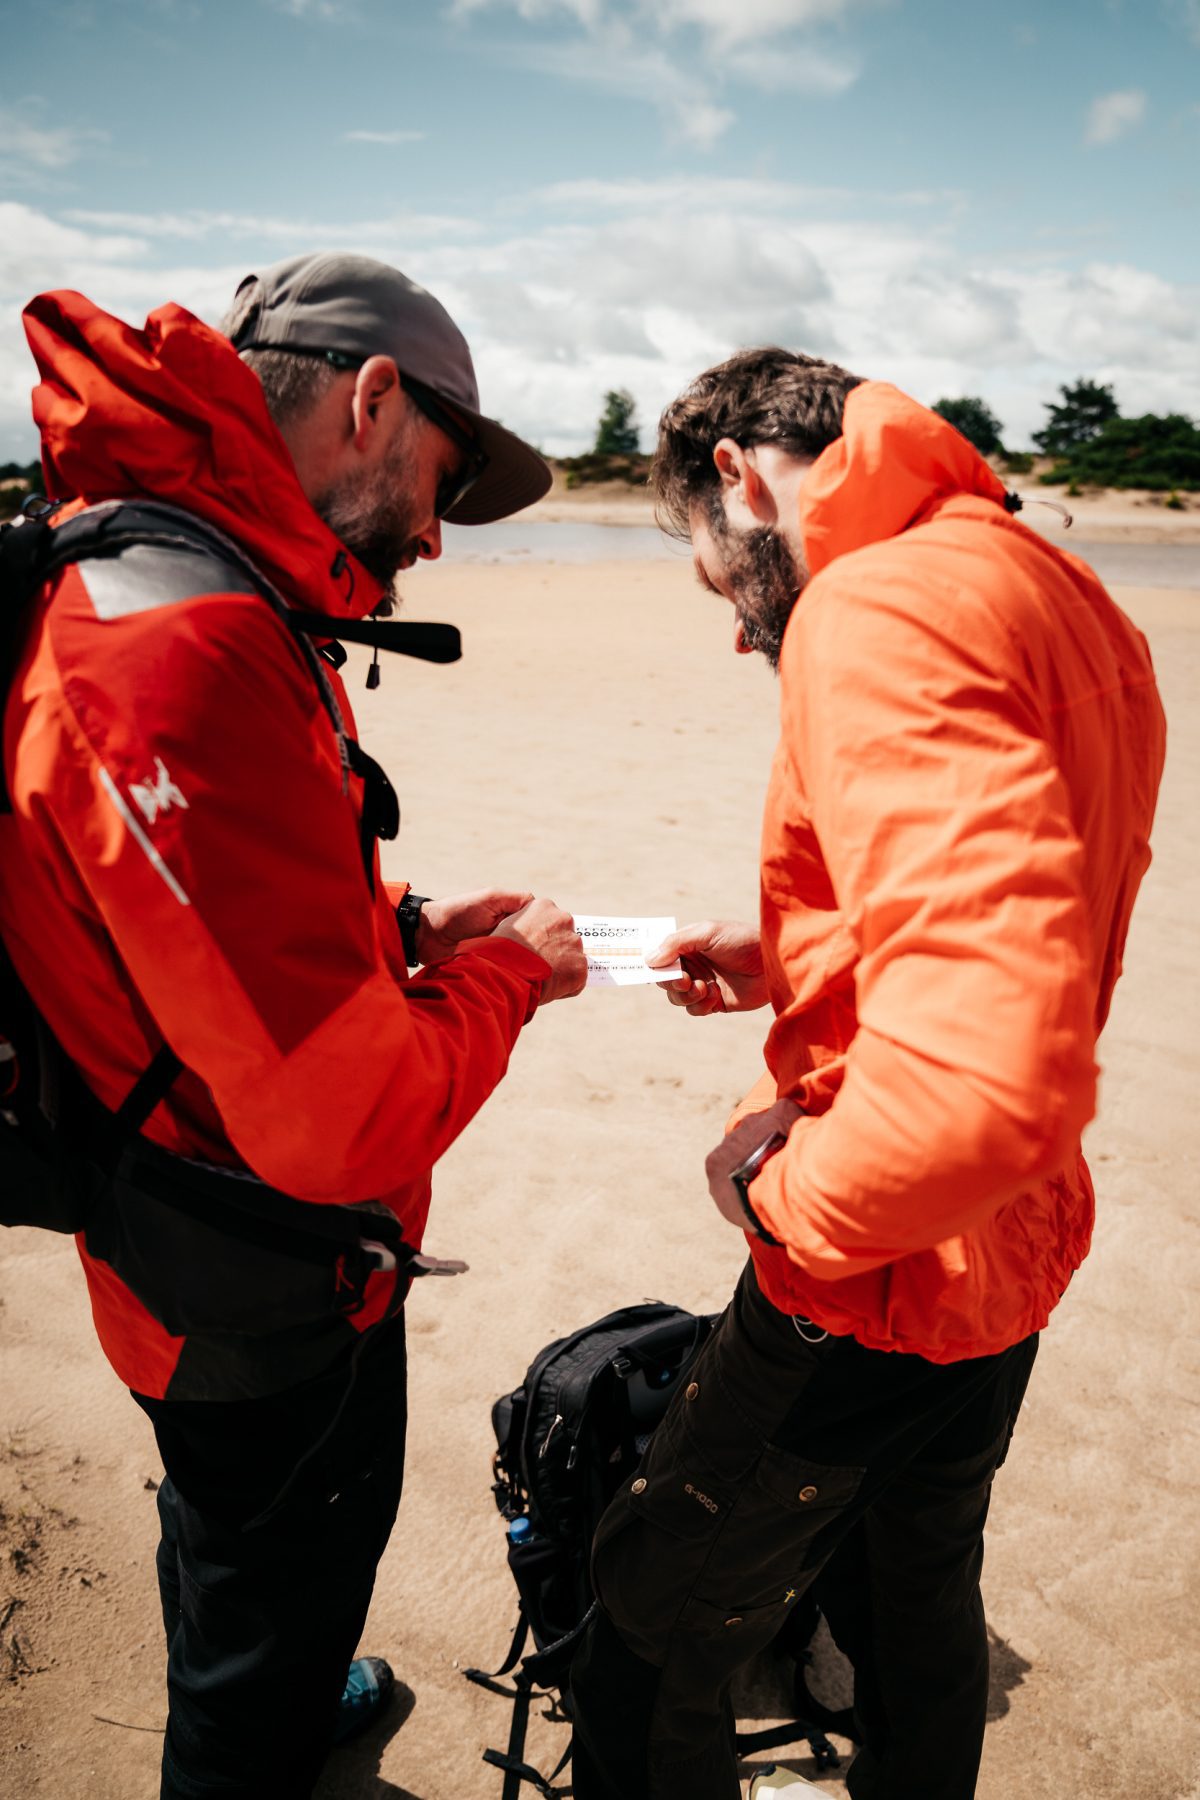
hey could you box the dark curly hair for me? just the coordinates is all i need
[652,347,864,539]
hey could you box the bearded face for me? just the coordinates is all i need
[314,410,425,604]
[706,503,806,672]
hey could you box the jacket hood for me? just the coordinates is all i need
[799,381,1010,579]
[22,291,387,621]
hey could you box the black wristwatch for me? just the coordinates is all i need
[728,1130,788,1245]
[397,892,429,968]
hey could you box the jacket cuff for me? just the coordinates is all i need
[455,935,551,1019]
[744,1118,815,1252]
[724,1069,779,1135]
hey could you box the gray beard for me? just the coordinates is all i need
[315,423,422,608]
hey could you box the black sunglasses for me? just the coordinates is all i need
[399,373,489,522]
[265,346,489,521]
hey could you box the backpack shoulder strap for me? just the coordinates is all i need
[112,1044,184,1135]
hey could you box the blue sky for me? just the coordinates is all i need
[2,0,1198,461]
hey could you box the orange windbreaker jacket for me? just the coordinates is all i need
[744,383,1166,1361]
[0,293,549,1399]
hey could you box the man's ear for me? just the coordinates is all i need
[350,355,403,453]
[712,437,772,522]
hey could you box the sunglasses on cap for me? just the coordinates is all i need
[270,347,489,521]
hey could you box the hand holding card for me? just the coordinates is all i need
[572,915,685,988]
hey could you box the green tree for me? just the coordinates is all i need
[931,396,1004,455]
[1032,379,1119,457]
[1038,412,1200,492]
[593,388,640,456]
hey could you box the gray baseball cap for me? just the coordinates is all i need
[229,251,551,525]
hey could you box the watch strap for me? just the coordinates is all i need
[397,892,429,967]
[731,1171,784,1246]
[729,1128,789,1246]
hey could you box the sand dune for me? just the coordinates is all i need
[1,558,1197,1799]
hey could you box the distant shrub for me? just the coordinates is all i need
[0,459,42,522]
[557,452,651,490]
[1165,490,1186,511]
[1001,450,1034,475]
[1039,412,1200,492]
[0,486,34,522]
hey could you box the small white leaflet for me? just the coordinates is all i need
[573,915,684,989]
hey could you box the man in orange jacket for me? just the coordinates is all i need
[0,254,586,1797]
[569,351,1166,1799]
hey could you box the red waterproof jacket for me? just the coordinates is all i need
[0,293,549,1399]
[742,383,1166,1360]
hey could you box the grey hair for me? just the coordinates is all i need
[218,278,340,429]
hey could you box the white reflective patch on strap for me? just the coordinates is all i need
[130,756,188,826]
[98,766,192,908]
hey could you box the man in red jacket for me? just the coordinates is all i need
[570,350,1165,1799]
[0,253,586,1797]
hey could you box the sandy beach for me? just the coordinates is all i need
[1,551,1197,1800]
[528,469,1200,545]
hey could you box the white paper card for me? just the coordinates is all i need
[573,915,684,988]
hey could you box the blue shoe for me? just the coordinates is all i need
[332,1655,395,1745]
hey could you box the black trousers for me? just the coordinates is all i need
[571,1264,1037,1800]
[133,1314,408,1800]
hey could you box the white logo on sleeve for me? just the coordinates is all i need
[129,757,189,826]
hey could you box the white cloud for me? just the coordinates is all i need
[342,129,427,145]
[1166,0,1200,47]
[454,0,873,43]
[446,0,875,144]
[61,206,476,243]
[653,0,873,50]
[499,35,739,144]
[267,0,356,17]
[1085,89,1146,146]
[721,42,859,93]
[530,176,965,211]
[451,0,611,23]
[2,191,1197,462]
[0,105,108,173]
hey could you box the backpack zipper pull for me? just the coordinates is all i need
[538,1413,564,1459]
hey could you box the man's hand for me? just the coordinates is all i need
[706,1099,803,1230]
[415,888,534,966]
[491,898,588,1004]
[647,919,768,1017]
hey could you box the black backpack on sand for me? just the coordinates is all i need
[468,1302,859,1798]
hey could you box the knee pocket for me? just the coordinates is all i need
[592,1409,865,1664]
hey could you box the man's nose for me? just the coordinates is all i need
[416,518,443,561]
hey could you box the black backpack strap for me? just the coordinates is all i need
[112,1044,184,1135]
[519,1605,596,1689]
[465,1609,532,1692]
[733,1654,858,1768]
[467,1603,592,1798]
[734,1719,842,1770]
[344,738,399,895]
[479,1667,573,1800]
[482,1704,572,1800]
[288,611,461,665]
